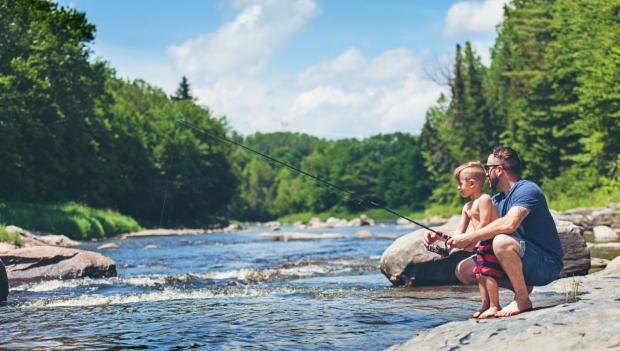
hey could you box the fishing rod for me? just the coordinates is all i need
[175,119,451,240]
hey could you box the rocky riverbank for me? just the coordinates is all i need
[386,255,620,351]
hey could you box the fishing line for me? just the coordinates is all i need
[174,119,450,239]
[158,119,181,228]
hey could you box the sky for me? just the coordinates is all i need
[56,0,508,139]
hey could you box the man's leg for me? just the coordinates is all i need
[455,258,477,285]
[492,234,532,316]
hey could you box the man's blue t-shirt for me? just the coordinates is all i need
[492,179,564,265]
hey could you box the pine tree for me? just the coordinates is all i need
[489,0,560,182]
[172,76,194,101]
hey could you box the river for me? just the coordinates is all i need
[0,225,480,350]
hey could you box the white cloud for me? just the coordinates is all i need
[297,49,367,85]
[191,47,445,138]
[168,0,317,79]
[443,0,507,37]
[290,86,363,116]
[283,49,446,138]
[164,1,445,138]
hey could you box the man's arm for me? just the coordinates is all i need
[447,206,530,249]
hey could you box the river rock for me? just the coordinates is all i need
[308,217,330,229]
[442,215,463,229]
[590,257,610,269]
[355,230,374,239]
[0,243,18,253]
[556,220,590,277]
[425,215,451,226]
[261,232,344,241]
[396,218,410,225]
[593,225,619,242]
[326,217,348,227]
[6,225,80,247]
[97,242,120,250]
[386,256,620,351]
[591,208,615,226]
[223,223,243,232]
[0,246,116,286]
[379,228,471,286]
[359,214,375,226]
[587,242,620,250]
[380,218,591,286]
[292,221,307,229]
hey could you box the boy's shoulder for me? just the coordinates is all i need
[474,194,493,207]
[478,193,492,202]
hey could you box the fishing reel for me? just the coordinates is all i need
[427,242,450,257]
[426,231,451,257]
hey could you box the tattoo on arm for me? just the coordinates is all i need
[513,206,531,223]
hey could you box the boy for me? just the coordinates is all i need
[452,161,502,319]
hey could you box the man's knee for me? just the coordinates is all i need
[455,258,477,285]
[492,234,519,255]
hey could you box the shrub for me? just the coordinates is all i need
[0,224,21,245]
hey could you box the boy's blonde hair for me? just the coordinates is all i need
[453,161,486,184]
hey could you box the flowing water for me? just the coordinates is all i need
[0,225,481,350]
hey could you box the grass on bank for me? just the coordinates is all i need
[0,202,141,241]
[0,224,21,245]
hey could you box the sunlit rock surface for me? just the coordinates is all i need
[386,256,620,351]
[0,246,116,286]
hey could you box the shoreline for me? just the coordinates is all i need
[386,256,620,351]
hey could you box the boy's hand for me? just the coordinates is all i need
[423,231,440,248]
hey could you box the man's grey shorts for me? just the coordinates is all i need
[517,238,563,286]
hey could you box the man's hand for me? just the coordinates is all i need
[447,234,474,251]
[423,230,441,248]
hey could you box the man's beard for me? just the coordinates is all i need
[489,176,499,191]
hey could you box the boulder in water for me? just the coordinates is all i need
[379,228,471,286]
[0,246,116,286]
[380,218,592,286]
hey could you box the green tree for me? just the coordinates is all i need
[172,76,195,101]
[0,0,108,202]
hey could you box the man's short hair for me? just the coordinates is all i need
[453,161,486,184]
[492,146,521,176]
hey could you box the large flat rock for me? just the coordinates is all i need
[0,246,117,286]
[386,256,620,351]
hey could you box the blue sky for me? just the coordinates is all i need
[57,0,507,138]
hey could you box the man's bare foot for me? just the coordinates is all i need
[478,306,500,319]
[494,298,532,317]
[472,301,490,318]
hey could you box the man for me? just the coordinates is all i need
[424,147,564,316]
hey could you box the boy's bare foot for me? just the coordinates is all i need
[472,302,490,318]
[494,298,532,317]
[478,306,500,319]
